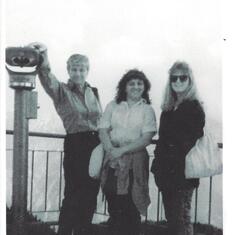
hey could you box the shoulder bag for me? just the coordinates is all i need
[185,131,222,178]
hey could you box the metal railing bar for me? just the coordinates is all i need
[6,130,222,224]
[145,209,148,222]
[95,211,109,216]
[32,210,60,213]
[6,130,66,139]
[100,193,108,215]
[104,197,107,215]
[44,151,49,211]
[29,151,35,212]
[160,197,163,220]
[28,150,63,153]
[208,177,213,224]
[7,148,63,153]
[194,187,198,223]
[157,190,160,222]
[31,209,110,216]
[6,130,223,148]
[58,152,63,209]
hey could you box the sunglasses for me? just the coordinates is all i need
[170,75,188,83]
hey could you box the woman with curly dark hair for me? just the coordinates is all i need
[99,69,157,235]
[115,69,151,104]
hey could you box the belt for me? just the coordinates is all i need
[66,131,98,137]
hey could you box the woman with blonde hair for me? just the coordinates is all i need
[29,43,102,235]
[151,61,205,235]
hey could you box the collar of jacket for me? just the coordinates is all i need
[67,79,91,92]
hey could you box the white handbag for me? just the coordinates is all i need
[185,131,223,179]
[89,144,104,179]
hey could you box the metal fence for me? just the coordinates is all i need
[6,130,222,227]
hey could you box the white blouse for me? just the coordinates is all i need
[99,99,157,146]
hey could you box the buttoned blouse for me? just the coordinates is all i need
[99,99,157,146]
[38,67,102,133]
[99,99,157,215]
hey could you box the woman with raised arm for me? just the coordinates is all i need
[151,61,205,235]
[29,43,102,235]
[99,69,157,235]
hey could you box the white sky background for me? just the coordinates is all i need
[5,0,235,234]
[5,0,222,136]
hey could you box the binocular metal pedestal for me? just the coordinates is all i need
[6,46,39,235]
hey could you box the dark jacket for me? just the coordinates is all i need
[151,99,205,191]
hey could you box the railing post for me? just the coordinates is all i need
[44,151,49,211]
[6,46,39,235]
[194,188,198,223]
[208,177,213,225]
[157,190,160,222]
[58,152,63,209]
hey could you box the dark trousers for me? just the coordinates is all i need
[58,132,100,235]
[104,168,141,235]
[161,188,194,235]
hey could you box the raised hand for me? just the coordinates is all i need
[27,42,49,68]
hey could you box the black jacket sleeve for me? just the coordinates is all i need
[178,100,205,156]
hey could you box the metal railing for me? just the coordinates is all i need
[6,130,223,226]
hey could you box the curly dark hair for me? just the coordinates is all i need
[115,69,151,104]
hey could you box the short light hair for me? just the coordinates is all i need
[66,54,89,71]
[161,61,199,111]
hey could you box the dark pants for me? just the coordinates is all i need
[104,168,141,235]
[161,187,194,235]
[58,132,100,235]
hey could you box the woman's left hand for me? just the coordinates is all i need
[110,147,125,159]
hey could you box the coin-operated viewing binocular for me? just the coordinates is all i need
[6,47,41,90]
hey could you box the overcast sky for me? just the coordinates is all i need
[6,0,222,135]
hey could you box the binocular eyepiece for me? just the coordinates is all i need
[6,47,42,74]
[6,47,42,89]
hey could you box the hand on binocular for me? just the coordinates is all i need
[28,42,47,52]
[28,42,50,68]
